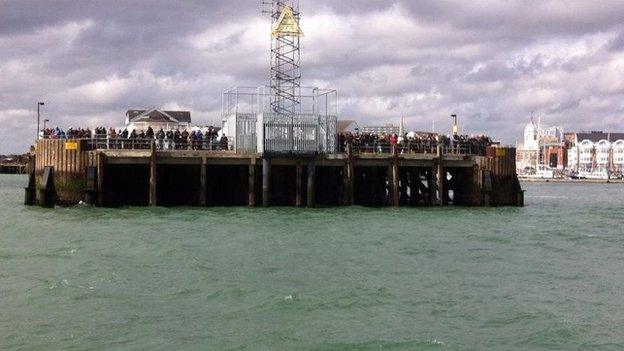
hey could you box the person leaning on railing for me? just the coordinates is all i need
[156,128,165,149]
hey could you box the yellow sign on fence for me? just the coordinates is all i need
[65,142,78,150]
[495,148,507,157]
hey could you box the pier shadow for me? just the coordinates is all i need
[103,164,149,206]
[157,165,201,206]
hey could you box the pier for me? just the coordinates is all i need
[0,162,28,174]
[25,138,523,208]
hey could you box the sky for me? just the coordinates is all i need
[1,0,624,154]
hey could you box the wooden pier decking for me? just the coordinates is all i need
[26,139,523,207]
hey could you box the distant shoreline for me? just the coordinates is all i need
[519,177,624,184]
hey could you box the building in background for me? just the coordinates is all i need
[516,118,567,173]
[361,124,400,135]
[567,131,624,176]
[125,108,191,132]
[336,120,360,134]
[516,119,540,171]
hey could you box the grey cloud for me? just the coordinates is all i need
[1,0,624,154]
[610,30,624,51]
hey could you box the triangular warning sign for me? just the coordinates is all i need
[272,5,304,37]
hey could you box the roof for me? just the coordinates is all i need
[127,109,191,123]
[577,131,624,143]
[336,120,358,133]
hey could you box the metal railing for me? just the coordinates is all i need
[41,135,231,151]
[343,142,478,155]
[88,137,231,151]
[40,135,486,155]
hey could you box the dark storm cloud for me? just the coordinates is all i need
[1,0,624,153]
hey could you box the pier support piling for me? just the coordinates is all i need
[149,141,157,207]
[199,157,207,206]
[248,164,255,207]
[24,154,36,206]
[262,157,271,207]
[37,166,54,208]
[295,162,303,207]
[436,142,445,206]
[97,152,104,206]
[343,144,354,206]
[392,146,399,207]
[307,157,316,207]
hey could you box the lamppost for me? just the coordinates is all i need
[43,119,50,133]
[37,102,45,140]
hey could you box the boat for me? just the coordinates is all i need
[577,170,609,180]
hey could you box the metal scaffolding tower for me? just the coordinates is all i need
[262,0,303,116]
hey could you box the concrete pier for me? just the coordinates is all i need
[27,139,524,208]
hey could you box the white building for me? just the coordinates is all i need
[516,118,567,172]
[567,132,624,173]
[125,108,191,132]
[361,124,400,135]
[516,120,540,171]
[336,120,360,134]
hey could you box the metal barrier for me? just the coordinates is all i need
[90,137,229,151]
[344,142,477,155]
[41,136,230,151]
[40,135,484,155]
[261,113,337,154]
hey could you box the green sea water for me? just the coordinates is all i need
[1,174,623,350]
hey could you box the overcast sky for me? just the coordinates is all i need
[1,0,624,153]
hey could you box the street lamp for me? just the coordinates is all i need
[43,119,50,133]
[451,114,458,136]
[37,102,45,140]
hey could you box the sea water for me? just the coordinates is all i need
[1,174,623,350]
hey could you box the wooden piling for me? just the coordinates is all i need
[24,154,36,206]
[343,143,354,206]
[149,141,157,207]
[97,152,104,206]
[199,157,207,206]
[248,164,255,207]
[295,162,303,207]
[436,142,445,206]
[307,157,316,207]
[262,157,271,207]
[392,145,399,207]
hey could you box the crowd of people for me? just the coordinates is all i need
[337,131,493,155]
[41,125,493,155]
[41,126,230,150]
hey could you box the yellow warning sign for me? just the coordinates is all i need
[495,148,507,157]
[65,142,78,150]
[272,5,304,37]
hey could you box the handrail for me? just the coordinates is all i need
[40,136,231,151]
[39,136,488,155]
[341,142,480,156]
